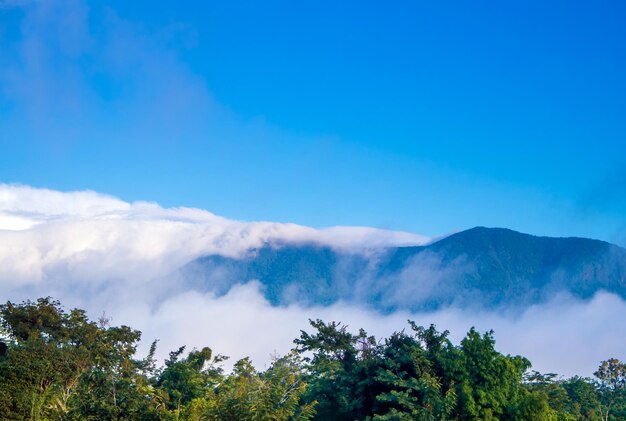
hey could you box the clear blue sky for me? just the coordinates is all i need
[1,0,625,243]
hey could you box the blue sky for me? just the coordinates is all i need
[1,0,625,243]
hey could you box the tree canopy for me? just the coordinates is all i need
[0,297,624,420]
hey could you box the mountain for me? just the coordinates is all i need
[182,227,626,311]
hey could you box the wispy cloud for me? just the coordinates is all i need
[1,0,215,149]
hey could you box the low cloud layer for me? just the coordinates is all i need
[0,184,427,287]
[0,184,625,377]
[130,284,626,378]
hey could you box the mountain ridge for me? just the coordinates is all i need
[183,226,626,311]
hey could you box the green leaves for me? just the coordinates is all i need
[156,345,225,413]
[454,328,531,420]
[294,320,612,421]
[1,297,624,421]
[0,297,66,342]
[595,358,626,421]
[204,353,314,421]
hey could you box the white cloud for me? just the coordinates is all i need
[122,283,626,378]
[0,183,624,378]
[0,183,428,288]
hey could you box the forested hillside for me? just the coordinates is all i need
[1,298,624,420]
[187,227,626,311]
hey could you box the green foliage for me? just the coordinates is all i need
[1,297,625,420]
[562,376,603,420]
[202,354,315,420]
[454,327,531,420]
[156,345,224,413]
[595,358,626,421]
[0,298,150,420]
[371,330,456,420]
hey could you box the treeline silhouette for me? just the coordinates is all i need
[0,298,624,420]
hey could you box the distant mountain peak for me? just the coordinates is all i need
[185,227,626,311]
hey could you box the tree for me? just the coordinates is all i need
[294,319,365,420]
[0,297,155,420]
[155,345,226,419]
[454,328,532,420]
[562,376,602,420]
[372,330,456,420]
[0,298,100,420]
[595,358,626,421]
[202,353,315,420]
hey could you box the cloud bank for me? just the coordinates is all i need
[0,184,625,377]
[134,284,626,378]
[0,183,427,286]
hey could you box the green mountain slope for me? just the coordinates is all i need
[185,227,626,310]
